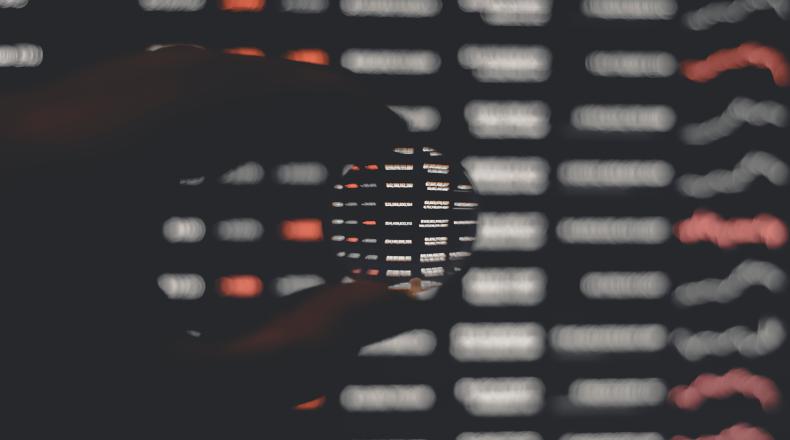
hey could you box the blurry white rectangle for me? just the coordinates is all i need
[455,377,544,416]
[163,217,206,243]
[220,161,264,185]
[420,252,446,262]
[458,45,551,82]
[340,385,436,412]
[586,51,676,77]
[420,219,448,228]
[273,274,325,296]
[569,378,666,407]
[423,200,450,209]
[421,266,445,277]
[178,176,205,186]
[462,156,549,195]
[424,163,449,174]
[580,271,669,299]
[274,162,328,185]
[157,274,205,300]
[282,0,328,13]
[341,49,440,75]
[571,105,675,132]
[581,0,676,19]
[463,268,546,306]
[558,160,674,188]
[450,323,545,361]
[139,0,205,11]
[340,0,441,17]
[556,217,670,244]
[458,433,543,440]
[0,0,28,8]
[216,218,264,242]
[0,43,43,67]
[550,324,667,353]
[359,329,436,356]
[474,212,548,250]
[459,0,552,26]
[560,434,664,440]
[465,101,550,139]
[389,106,441,132]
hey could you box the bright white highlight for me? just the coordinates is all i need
[157,273,205,300]
[340,385,436,411]
[557,217,671,244]
[581,0,676,19]
[163,217,206,243]
[559,160,674,188]
[463,267,547,306]
[341,49,441,75]
[581,271,670,299]
[586,51,676,77]
[551,324,668,353]
[0,43,43,67]
[340,0,442,17]
[451,322,545,361]
[459,0,553,26]
[455,377,544,416]
[474,212,548,251]
[571,105,676,132]
[465,101,550,139]
[458,45,551,82]
[463,156,549,195]
[568,378,666,407]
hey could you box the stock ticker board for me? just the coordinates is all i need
[1,1,788,439]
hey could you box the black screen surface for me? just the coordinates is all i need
[1,1,788,439]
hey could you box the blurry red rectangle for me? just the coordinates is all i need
[220,0,265,12]
[224,47,265,57]
[280,219,324,242]
[219,275,263,298]
[293,396,326,410]
[284,49,330,66]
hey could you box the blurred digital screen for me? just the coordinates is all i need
[1,1,787,439]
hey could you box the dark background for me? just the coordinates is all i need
[1,1,788,438]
